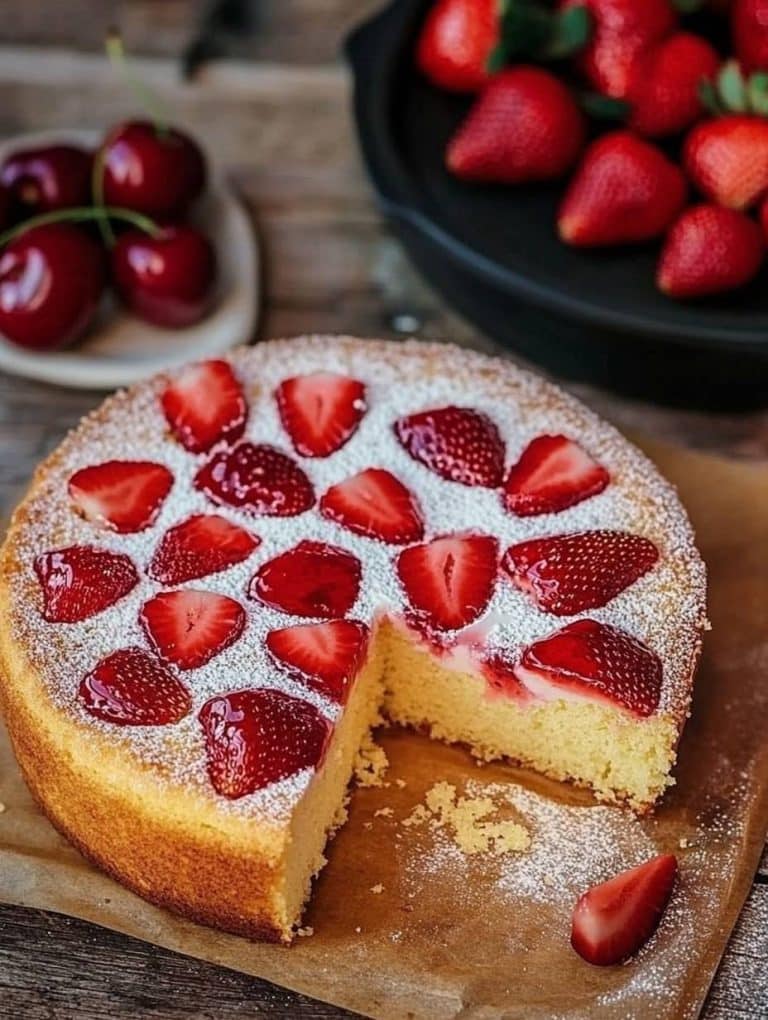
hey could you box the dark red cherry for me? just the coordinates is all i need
[99,120,206,219]
[111,225,216,328]
[0,224,106,350]
[0,145,92,216]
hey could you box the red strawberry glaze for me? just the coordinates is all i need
[161,359,247,454]
[79,648,191,725]
[515,619,663,718]
[266,620,370,704]
[250,540,361,619]
[481,652,534,703]
[34,546,139,623]
[195,441,315,518]
[148,514,259,585]
[140,590,246,670]
[68,460,173,534]
[504,435,609,516]
[276,372,367,457]
[393,406,505,487]
[503,531,659,616]
[320,468,424,544]
[198,688,333,798]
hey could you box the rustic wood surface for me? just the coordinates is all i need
[0,3,767,1017]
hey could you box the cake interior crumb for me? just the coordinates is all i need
[403,781,531,856]
[353,731,389,788]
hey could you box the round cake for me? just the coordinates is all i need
[0,336,707,941]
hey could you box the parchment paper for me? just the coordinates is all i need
[1,439,767,1020]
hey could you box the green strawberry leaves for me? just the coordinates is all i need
[487,0,591,73]
[699,59,768,119]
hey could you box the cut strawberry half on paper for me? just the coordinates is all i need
[393,405,505,488]
[79,647,192,725]
[249,540,361,619]
[571,854,678,966]
[320,468,424,544]
[161,358,247,454]
[195,441,315,517]
[504,434,609,516]
[34,546,139,623]
[503,530,659,615]
[148,514,259,585]
[140,589,246,670]
[515,619,663,717]
[199,688,333,798]
[396,532,498,632]
[68,460,173,533]
[276,371,367,458]
[266,620,370,704]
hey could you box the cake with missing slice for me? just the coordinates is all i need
[0,336,706,941]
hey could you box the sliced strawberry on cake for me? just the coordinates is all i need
[397,532,498,632]
[266,620,370,704]
[393,406,505,487]
[148,514,259,585]
[276,371,366,457]
[79,648,192,725]
[161,359,247,454]
[198,688,333,798]
[503,530,659,615]
[68,460,173,533]
[504,435,609,516]
[320,468,424,544]
[34,546,139,622]
[515,619,663,717]
[140,590,246,670]
[571,853,678,965]
[195,442,315,517]
[250,540,361,619]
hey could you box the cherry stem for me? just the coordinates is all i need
[0,206,163,249]
[106,28,169,137]
[91,146,116,248]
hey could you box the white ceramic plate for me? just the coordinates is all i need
[0,129,260,390]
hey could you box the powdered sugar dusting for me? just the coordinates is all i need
[4,337,706,820]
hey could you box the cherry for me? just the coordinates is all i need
[0,223,106,350]
[99,120,206,219]
[111,224,216,327]
[0,145,92,216]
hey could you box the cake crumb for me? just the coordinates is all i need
[354,732,390,788]
[395,778,407,789]
[0,802,6,814]
[363,821,373,830]
[370,883,384,894]
[355,926,362,933]
[296,926,314,937]
[403,781,530,856]
[374,807,394,818]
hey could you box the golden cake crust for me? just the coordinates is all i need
[0,336,707,939]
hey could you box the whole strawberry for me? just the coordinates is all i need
[447,67,586,183]
[416,0,498,92]
[657,204,765,298]
[558,131,687,246]
[627,33,720,138]
[732,0,768,73]
[685,115,768,210]
[560,0,677,99]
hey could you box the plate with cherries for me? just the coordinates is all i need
[0,121,258,390]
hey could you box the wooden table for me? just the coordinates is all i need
[1,3,767,1016]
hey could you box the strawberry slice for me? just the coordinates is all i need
[195,441,315,518]
[250,540,361,619]
[504,435,609,516]
[140,589,246,670]
[396,533,498,632]
[515,619,663,717]
[571,854,678,966]
[148,514,259,585]
[161,359,247,454]
[34,546,139,623]
[481,652,533,703]
[198,688,333,798]
[320,468,424,544]
[393,405,505,488]
[79,647,192,725]
[503,530,659,616]
[276,371,366,458]
[68,460,173,533]
[266,620,370,704]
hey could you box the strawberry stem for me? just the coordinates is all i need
[0,206,163,249]
[106,27,169,137]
